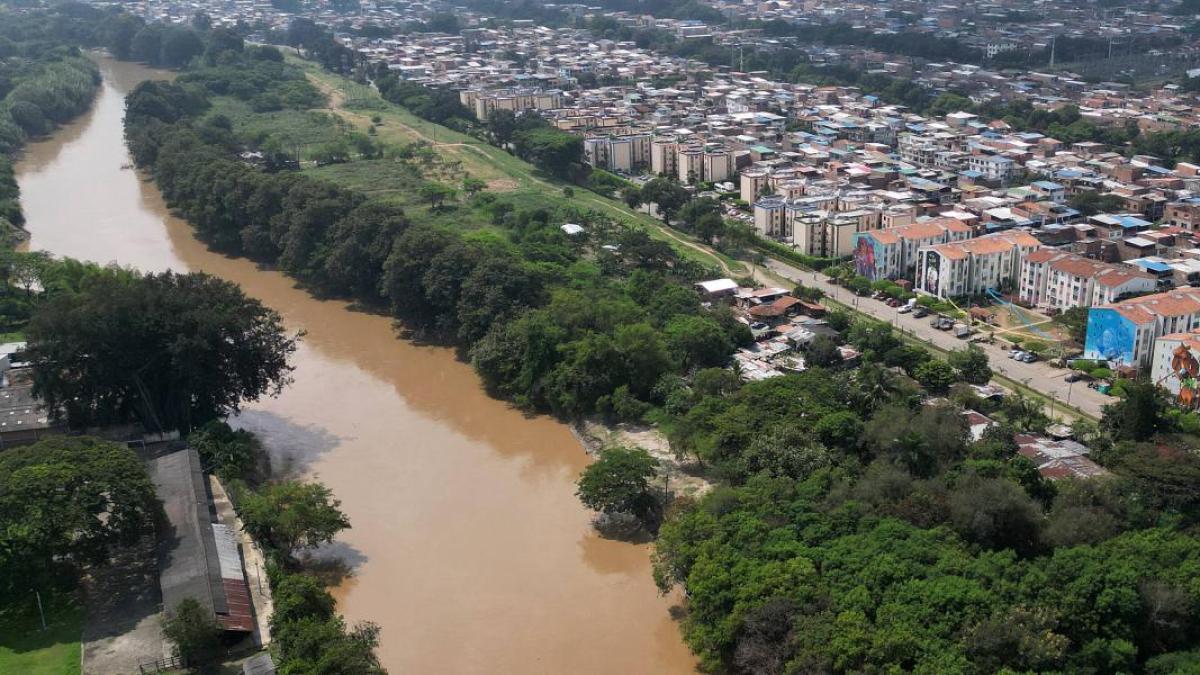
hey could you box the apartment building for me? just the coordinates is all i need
[740,169,769,203]
[1149,329,1200,407]
[794,208,883,258]
[851,217,974,281]
[966,154,1017,183]
[651,138,678,176]
[583,133,651,172]
[1019,250,1156,312]
[462,88,564,120]
[1084,288,1200,369]
[916,231,1043,299]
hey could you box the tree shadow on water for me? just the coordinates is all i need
[230,410,342,478]
[299,540,369,587]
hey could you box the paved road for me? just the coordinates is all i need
[756,256,1110,421]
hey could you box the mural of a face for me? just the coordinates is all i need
[1084,308,1135,367]
[853,236,877,280]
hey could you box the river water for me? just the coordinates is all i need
[15,55,696,674]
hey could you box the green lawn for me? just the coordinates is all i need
[0,591,82,675]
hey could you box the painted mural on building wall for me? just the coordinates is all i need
[1164,343,1200,410]
[853,234,881,280]
[921,251,942,296]
[1083,307,1136,367]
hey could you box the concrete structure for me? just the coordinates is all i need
[463,87,563,120]
[1019,250,1157,312]
[583,133,650,172]
[149,447,256,635]
[1084,287,1200,369]
[916,231,1042,299]
[850,217,973,281]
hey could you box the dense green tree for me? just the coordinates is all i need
[804,334,842,368]
[1057,306,1089,343]
[576,447,659,523]
[512,127,583,178]
[189,420,262,482]
[664,314,732,369]
[240,480,351,557]
[949,476,1043,554]
[485,109,517,146]
[949,344,992,385]
[27,271,297,432]
[639,177,690,223]
[1102,379,1171,441]
[0,436,158,592]
[160,26,204,68]
[163,597,223,670]
[914,358,958,394]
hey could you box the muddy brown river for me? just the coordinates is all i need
[16,55,696,674]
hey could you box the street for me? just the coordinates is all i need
[756,256,1110,421]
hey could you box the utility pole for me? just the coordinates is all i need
[1049,36,1056,69]
[35,590,47,631]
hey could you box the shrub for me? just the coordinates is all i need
[1089,367,1113,380]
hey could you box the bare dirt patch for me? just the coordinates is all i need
[574,419,713,498]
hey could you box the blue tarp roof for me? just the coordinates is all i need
[1137,260,1172,272]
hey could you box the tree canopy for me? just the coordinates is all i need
[27,270,297,433]
[0,436,158,593]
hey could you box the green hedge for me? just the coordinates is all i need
[755,237,846,271]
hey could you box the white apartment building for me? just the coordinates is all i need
[966,154,1017,183]
[916,230,1042,299]
[1085,288,1200,369]
[1019,250,1157,312]
[1150,329,1200,403]
[851,217,974,281]
[753,195,878,257]
[754,196,789,238]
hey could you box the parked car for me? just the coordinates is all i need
[1065,371,1090,383]
[953,323,971,338]
[912,307,928,318]
[1018,352,1037,363]
[887,298,901,307]
[898,304,912,314]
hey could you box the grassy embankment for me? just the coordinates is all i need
[259,56,748,275]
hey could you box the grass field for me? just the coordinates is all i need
[0,591,82,675]
[288,56,747,274]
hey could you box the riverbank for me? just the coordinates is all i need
[17,52,698,675]
[573,420,714,499]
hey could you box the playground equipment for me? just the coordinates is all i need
[985,288,1056,341]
